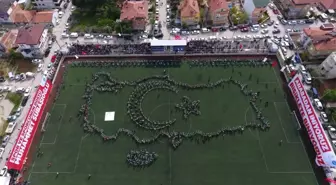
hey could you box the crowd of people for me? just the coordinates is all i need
[67,43,151,55]
[175,96,201,120]
[126,150,158,168]
[63,40,270,56]
[71,65,271,152]
[185,40,268,54]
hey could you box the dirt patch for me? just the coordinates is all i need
[15,59,37,73]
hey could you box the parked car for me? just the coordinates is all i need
[320,112,329,122]
[1,136,10,147]
[0,166,7,176]
[313,99,323,111]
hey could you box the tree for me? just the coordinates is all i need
[182,22,187,29]
[115,21,132,34]
[322,89,336,102]
[72,0,106,10]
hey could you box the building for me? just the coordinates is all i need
[0,29,18,56]
[120,1,148,31]
[8,3,35,23]
[32,10,58,26]
[15,24,48,58]
[179,0,200,26]
[242,0,268,23]
[0,0,17,22]
[320,0,336,11]
[207,0,229,26]
[320,52,336,79]
[299,27,336,59]
[31,0,62,9]
[273,0,313,20]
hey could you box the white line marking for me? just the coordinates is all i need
[41,104,67,145]
[273,102,301,144]
[256,131,269,172]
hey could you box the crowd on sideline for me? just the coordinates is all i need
[66,40,270,56]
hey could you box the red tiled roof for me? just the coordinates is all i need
[32,11,54,23]
[120,1,148,21]
[179,0,200,18]
[208,0,229,14]
[320,0,336,9]
[303,27,336,51]
[9,4,35,23]
[292,0,319,5]
[0,29,18,51]
[15,24,45,45]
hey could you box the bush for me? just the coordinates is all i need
[322,89,336,102]
[6,93,23,111]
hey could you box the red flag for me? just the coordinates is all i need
[82,51,87,55]
[272,61,277,67]
[175,35,181,40]
[239,44,242,49]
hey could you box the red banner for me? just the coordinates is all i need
[288,75,336,167]
[6,79,52,171]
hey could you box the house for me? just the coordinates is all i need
[15,24,48,58]
[273,0,314,20]
[319,0,336,11]
[31,0,62,9]
[241,0,268,24]
[0,29,18,56]
[120,1,148,31]
[299,27,336,59]
[32,10,58,26]
[8,3,35,23]
[207,0,229,26]
[320,52,336,79]
[179,0,200,26]
[0,0,17,22]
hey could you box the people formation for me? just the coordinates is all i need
[126,150,158,168]
[175,96,201,120]
[46,58,274,168]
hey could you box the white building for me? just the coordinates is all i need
[320,52,336,79]
[15,24,49,58]
[32,0,62,9]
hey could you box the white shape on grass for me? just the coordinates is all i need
[104,111,115,121]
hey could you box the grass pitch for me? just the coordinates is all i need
[28,60,317,185]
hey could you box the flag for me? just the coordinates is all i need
[82,51,87,55]
[175,35,181,40]
[272,61,277,67]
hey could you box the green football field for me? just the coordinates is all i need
[27,59,318,185]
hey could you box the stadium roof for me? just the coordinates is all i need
[150,40,187,46]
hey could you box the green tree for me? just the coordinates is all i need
[322,89,336,102]
[182,22,187,29]
[98,0,120,20]
[115,21,132,34]
[72,0,106,10]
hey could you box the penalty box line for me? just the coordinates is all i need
[40,104,67,145]
[273,102,300,144]
[30,134,89,177]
